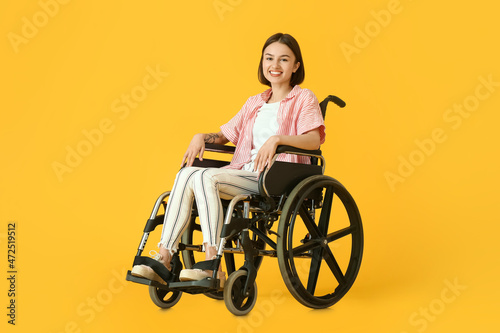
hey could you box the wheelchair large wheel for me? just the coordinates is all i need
[224,270,258,316]
[277,175,363,309]
[148,286,182,309]
[181,215,266,300]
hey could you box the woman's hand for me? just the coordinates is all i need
[254,135,280,173]
[181,133,206,167]
[181,131,229,167]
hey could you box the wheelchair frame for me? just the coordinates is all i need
[126,95,363,315]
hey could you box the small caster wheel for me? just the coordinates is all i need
[224,270,257,316]
[149,286,182,309]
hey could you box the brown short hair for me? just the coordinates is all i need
[258,33,305,87]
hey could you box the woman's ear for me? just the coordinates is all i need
[293,61,301,73]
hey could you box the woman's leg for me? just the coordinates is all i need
[158,166,203,253]
[132,167,202,283]
[179,168,259,284]
[193,168,260,254]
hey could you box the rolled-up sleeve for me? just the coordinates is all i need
[297,89,326,144]
[220,101,247,145]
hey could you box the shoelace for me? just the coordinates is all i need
[148,250,163,261]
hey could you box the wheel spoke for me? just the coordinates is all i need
[298,205,322,238]
[318,186,334,235]
[291,239,322,256]
[326,226,354,242]
[306,247,323,294]
[322,246,346,284]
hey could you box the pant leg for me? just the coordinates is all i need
[193,168,259,248]
[158,167,202,252]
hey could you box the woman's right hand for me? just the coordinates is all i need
[181,133,206,167]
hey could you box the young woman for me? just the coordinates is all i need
[131,33,326,286]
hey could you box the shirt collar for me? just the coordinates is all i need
[259,85,302,103]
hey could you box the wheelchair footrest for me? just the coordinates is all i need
[126,270,167,288]
[126,271,222,294]
[168,279,221,294]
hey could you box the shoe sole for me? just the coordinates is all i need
[131,265,167,285]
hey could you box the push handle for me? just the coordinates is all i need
[319,95,346,119]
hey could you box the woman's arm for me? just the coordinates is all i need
[253,128,321,173]
[181,131,229,167]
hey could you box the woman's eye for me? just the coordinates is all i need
[281,58,288,62]
[266,57,273,61]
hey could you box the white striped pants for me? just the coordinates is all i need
[159,167,259,252]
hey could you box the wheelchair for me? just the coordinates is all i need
[126,95,363,315]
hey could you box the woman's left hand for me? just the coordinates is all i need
[254,135,280,173]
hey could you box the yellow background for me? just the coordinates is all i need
[1,0,499,332]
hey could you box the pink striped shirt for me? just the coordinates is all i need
[220,85,326,170]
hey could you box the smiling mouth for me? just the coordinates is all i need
[270,71,282,76]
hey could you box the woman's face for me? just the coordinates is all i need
[262,42,300,87]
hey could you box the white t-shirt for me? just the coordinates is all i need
[242,101,280,172]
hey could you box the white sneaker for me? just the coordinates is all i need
[131,252,169,285]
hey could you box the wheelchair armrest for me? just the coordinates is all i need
[275,145,322,157]
[205,143,235,154]
[205,144,321,157]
